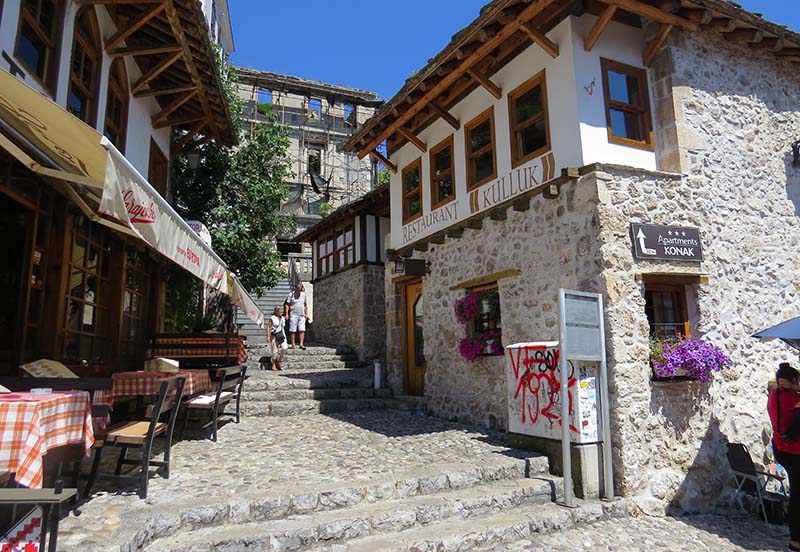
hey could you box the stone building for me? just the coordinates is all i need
[0,0,263,375]
[344,0,800,513]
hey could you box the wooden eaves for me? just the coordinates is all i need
[294,185,390,244]
[344,0,800,161]
[76,0,237,148]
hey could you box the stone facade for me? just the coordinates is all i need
[384,27,800,513]
[313,264,386,363]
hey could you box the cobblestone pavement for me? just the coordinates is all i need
[488,514,789,551]
[59,410,524,548]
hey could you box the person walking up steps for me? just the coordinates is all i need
[267,307,287,370]
[285,283,310,349]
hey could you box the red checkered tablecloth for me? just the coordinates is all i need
[0,391,94,489]
[93,369,212,409]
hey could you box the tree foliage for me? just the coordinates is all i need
[172,51,294,297]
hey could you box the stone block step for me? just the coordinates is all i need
[144,478,557,552]
[243,387,392,402]
[312,499,630,552]
[244,369,374,391]
[241,397,391,417]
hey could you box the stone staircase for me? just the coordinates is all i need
[242,345,419,417]
[238,279,293,346]
[142,453,630,552]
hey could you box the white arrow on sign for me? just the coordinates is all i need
[636,229,657,255]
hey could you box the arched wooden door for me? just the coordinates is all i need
[402,280,425,396]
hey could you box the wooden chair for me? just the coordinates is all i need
[727,442,789,523]
[84,376,185,499]
[183,365,246,441]
[0,482,77,552]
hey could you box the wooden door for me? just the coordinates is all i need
[403,280,425,396]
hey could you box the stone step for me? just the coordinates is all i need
[144,478,558,552]
[89,458,547,552]
[244,369,374,391]
[241,397,391,417]
[313,499,630,552]
[243,387,393,402]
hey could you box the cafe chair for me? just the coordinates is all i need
[0,480,77,552]
[183,365,246,441]
[726,442,789,523]
[84,376,185,499]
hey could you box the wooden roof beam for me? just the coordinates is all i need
[356,0,557,158]
[600,0,696,31]
[104,2,166,52]
[682,8,713,25]
[724,28,764,44]
[466,67,502,99]
[369,150,397,174]
[134,83,196,98]
[131,50,182,95]
[152,89,198,126]
[430,101,460,130]
[154,113,206,129]
[173,119,209,152]
[643,23,673,66]
[109,43,181,58]
[700,18,737,33]
[396,127,427,153]
[585,4,616,51]
[518,22,559,58]
[750,37,785,52]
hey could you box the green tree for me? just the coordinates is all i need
[172,51,294,298]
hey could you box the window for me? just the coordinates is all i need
[344,104,356,127]
[402,158,422,223]
[308,144,323,177]
[645,284,689,341]
[257,88,272,105]
[67,7,101,125]
[318,235,334,276]
[429,135,455,209]
[601,58,653,150]
[104,59,129,153]
[316,222,353,277]
[120,249,151,371]
[15,0,64,90]
[64,219,115,367]
[459,284,503,357]
[465,107,496,190]
[508,71,549,167]
[335,224,354,270]
[307,98,322,123]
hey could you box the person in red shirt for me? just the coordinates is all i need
[768,362,800,551]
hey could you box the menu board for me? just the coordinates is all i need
[20,359,78,378]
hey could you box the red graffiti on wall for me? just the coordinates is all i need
[509,345,578,433]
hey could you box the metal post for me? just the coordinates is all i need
[597,293,614,499]
[558,289,576,507]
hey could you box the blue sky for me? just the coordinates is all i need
[230,1,799,100]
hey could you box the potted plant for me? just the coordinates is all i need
[651,336,731,383]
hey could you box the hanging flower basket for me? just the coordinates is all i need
[458,330,503,362]
[651,336,731,383]
[455,289,499,325]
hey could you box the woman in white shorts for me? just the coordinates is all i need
[267,307,288,370]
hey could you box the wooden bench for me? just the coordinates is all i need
[147,333,247,369]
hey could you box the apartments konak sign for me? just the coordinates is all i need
[630,223,704,262]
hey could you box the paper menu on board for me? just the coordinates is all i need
[19,359,79,378]
[0,383,9,393]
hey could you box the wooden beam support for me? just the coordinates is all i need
[490,208,507,221]
[600,0,696,31]
[447,227,464,239]
[152,90,198,126]
[750,37,785,52]
[512,197,530,212]
[134,83,196,98]
[430,233,445,245]
[396,127,427,153]
[356,0,556,158]
[657,0,681,13]
[105,2,166,52]
[585,5,617,51]
[430,102,460,130]
[153,113,206,129]
[724,28,764,44]
[466,67,502,99]
[369,149,397,174]
[173,119,209,152]
[682,8,712,25]
[466,219,483,230]
[700,18,737,33]
[518,22,559,58]
[414,243,429,252]
[643,23,673,66]
[109,43,181,58]
[131,50,182,95]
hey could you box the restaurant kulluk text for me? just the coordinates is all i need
[400,151,558,246]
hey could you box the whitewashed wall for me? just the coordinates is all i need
[387,14,659,251]
[0,0,176,176]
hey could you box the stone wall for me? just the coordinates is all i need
[313,264,385,362]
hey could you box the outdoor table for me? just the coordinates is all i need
[92,369,212,410]
[0,391,94,489]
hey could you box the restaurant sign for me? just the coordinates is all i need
[630,223,703,262]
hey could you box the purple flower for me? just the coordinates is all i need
[459,335,483,362]
[653,337,731,383]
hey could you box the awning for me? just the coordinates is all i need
[0,70,264,328]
